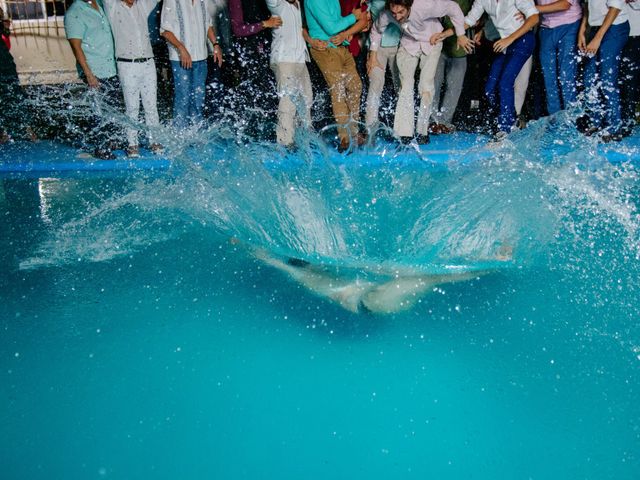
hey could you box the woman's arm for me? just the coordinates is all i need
[493,12,539,52]
[584,6,621,54]
[536,0,571,14]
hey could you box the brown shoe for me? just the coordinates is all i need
[356,132,368,147]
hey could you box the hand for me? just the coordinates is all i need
[363,12,372,32]
[330,31,350,45]
[577,31,587,52]
[212,44,223,67]
[352,7,364,21]
[457,35,475,54]
[585,36,601,55]
[473,29,484,45]
[262,16,282,29]
[86,72,100,89]
[430,32,448,45]
[179,45,192,68]
[309,38,328,51]
[493,36,513,53]
[366,51,383,75]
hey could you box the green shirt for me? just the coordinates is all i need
[442,0,472,58]
[304,0,355,48]
[64,0,116,79]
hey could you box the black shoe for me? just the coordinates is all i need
[576,115,591,134]
[399,136,413,145]
[93,148,116,160]
[416,134,430,145]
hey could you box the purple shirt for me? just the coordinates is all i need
[536,0,582,28]
[228,0,265,37]
[370,0,465,55]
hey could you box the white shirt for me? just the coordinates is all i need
[103,0,157,59]
[266,0,309,64]
[465,0,539,38]
[628,0,640,36]
[587,0,629,26]
[161,0,212,62]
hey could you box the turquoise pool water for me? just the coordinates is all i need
[2,121,640,478]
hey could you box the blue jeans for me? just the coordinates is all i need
[583,21,630,134]
[539,20,580,114]
[485,31,535,132]
[619,35,640,130]
[170,60,208,128]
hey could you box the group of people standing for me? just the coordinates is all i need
[2,0,638,156]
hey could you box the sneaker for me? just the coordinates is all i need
[492,131,508,142]
[149,143,164,154]
[416,134,431,145]
[338,137,350,153]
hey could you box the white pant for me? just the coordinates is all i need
[117,60,160,147]
[514,56,532,115]
[394,45,442,137]
[365,46,399,127]
[271,62,313,146]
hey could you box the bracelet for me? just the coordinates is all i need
[212,42,220,47]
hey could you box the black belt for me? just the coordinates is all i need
[116,57,153,63]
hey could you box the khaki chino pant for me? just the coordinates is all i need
[365,45,400,128]
[310,46,362,142]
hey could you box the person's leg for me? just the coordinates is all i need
[300,63,314,129]
[139,60,160,144]
[619,35,640,132]
[394,47,419,137]
[117,61,141,149]
[388,46,400,90]
[556,20,581,108]
[341,48,363,139]
[514,56,532,116]
[190,60,208,125]
[597,22,630,134]
[310,48,351,143]
[432,53,447,124]
[582,45,601,129]
[415,44,442,136]
[484,52,508,114]
[171,60,190,129]
[494,32,536,131]
[272,62,298,146]
[439,56,467,125]
[538,26,562,114]
[365,46,391,128]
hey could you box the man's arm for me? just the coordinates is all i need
[584,5,621,54]
[493,0,539,53]
[330,10,370,45]
[306,0,358,36]
[207,26,223,66]
[161,30,192,68]
[68,38,100,88]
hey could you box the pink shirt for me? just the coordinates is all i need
[370,0,465,55]
[536,0,582,28]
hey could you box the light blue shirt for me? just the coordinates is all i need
[64,0,116,79]
[370,0,401,47]
[304,0,355,47]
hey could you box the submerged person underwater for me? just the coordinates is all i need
[254,248,510,314]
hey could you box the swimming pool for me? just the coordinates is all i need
[2,119,640,478]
